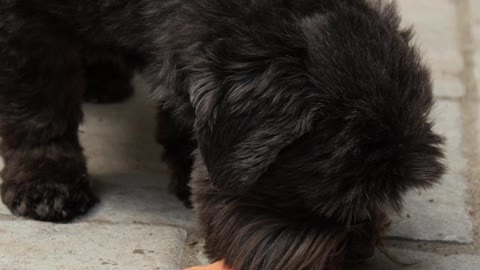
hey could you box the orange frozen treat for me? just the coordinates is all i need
[184,260,231,270]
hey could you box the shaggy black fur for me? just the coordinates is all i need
[0,0,445,269]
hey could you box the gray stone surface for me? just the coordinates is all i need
[476,51,480,87]
[86,175,195,229]
[79,78,195,228]
[388,100,473,243]
[352,248,480,270]
[398,0,463,78]
[432,75,466,98]
[389,173,473,243]
[473,0,480,85]
[398,0,466,98]
[0,220,187,270]
[81,76,166,175]
[472,0,480,43]
[432,100,467,175]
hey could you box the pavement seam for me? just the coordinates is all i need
[455,0,480,254]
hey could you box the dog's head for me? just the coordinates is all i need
[191,0,445,224]
[189,1,446,269]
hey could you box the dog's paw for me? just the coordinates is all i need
[1,180,97,222]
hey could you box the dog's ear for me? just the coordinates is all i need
[192,75,315,192]
[197,110,314,192]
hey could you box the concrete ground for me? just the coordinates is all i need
[0,0,479,269]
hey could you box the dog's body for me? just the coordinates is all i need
[0,1,445,269]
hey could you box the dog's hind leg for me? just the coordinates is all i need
[155,107,195,207]
[82,47,135,103]
[0,19,96,221]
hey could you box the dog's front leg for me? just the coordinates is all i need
[0,25,96,221]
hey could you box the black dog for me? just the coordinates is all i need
[0,0,445,269]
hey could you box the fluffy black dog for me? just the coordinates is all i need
[0,0,445,269]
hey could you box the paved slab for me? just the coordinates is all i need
[472,0,480,86]
[398,0,464,99]
[0,220,187,270]
[432,100,467,175]
[352,248,480,270]
[80,77,196,228]
[433,75,466,99]
[81,133,166,175]
[476,52,480,88]
[388,100,473,243]
[81,76,165,175]
[472,0,480,44]
[86,174,195,229]
[398,0,462,73]
[389,173,472,243]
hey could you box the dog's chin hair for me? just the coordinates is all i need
[195,191,392,270]
[212,204,346,270]
[192,150,389,270]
